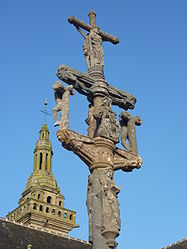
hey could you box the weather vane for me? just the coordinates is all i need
[40,98,51,123]
[52,11,142,249]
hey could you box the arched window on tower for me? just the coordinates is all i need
[47,196,52,204]
[39,153,43,170]
[45,153,48,170]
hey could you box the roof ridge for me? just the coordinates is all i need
[162,237,187,248]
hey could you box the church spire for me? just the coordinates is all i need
[33,98,52,173]
[26,100,55,189]
[6,102,78,234]
[33,123,53,173]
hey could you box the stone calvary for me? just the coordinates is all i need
[52,11,142,249]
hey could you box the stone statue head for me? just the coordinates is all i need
[135,116,142,126]
[119,111,131,125]
[52,81,62,90]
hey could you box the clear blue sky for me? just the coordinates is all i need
[0,1,187,249]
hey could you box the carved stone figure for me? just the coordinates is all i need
[75,24,104,69]
[75,27,91,69]
[69,11,118,70]
[85,104,96,138]
[99,167,121,248]
[86,167,120,249]
[57,129,142,172]
[52,81,74,128]
[90,26,104,67]
[94,96,120,143]
[57,64,137,110]
[119,111,142,155]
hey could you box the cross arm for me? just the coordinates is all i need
[56,64,93,97]
[113,147,142,172]
[68,16,119,44]
[57,64,137,110]
[57,128,142,173]
[109,85,136,110]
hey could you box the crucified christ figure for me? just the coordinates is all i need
[75,25,104,69]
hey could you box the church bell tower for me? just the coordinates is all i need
[7,102,78,235]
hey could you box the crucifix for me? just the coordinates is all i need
[53,11,142,249]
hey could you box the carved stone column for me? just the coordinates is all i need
[86,138,119,249]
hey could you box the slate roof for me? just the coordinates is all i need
[162,238,187,249]
[0,217,92,249]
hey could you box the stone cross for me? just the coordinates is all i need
[68,11,119,70]
[53,11,142,249]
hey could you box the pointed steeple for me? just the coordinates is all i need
[7,101,78,235]
[34,123,53,172]
[25,100,56,190]
[25,122,57,191]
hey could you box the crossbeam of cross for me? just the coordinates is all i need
[57,64,136,110]
[68,11,119,44]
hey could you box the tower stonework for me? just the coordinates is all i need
[7,123,78,235]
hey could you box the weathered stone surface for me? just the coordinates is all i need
[57,64,136,110]
[68,11,118,69]
[57,129,142,172]
[119,111,142,155]
[68,13,119,44]
[53,11,142,249]
[86,168,120,249]
[56,129,142,249]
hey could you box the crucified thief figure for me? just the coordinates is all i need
[52,81,74,129]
